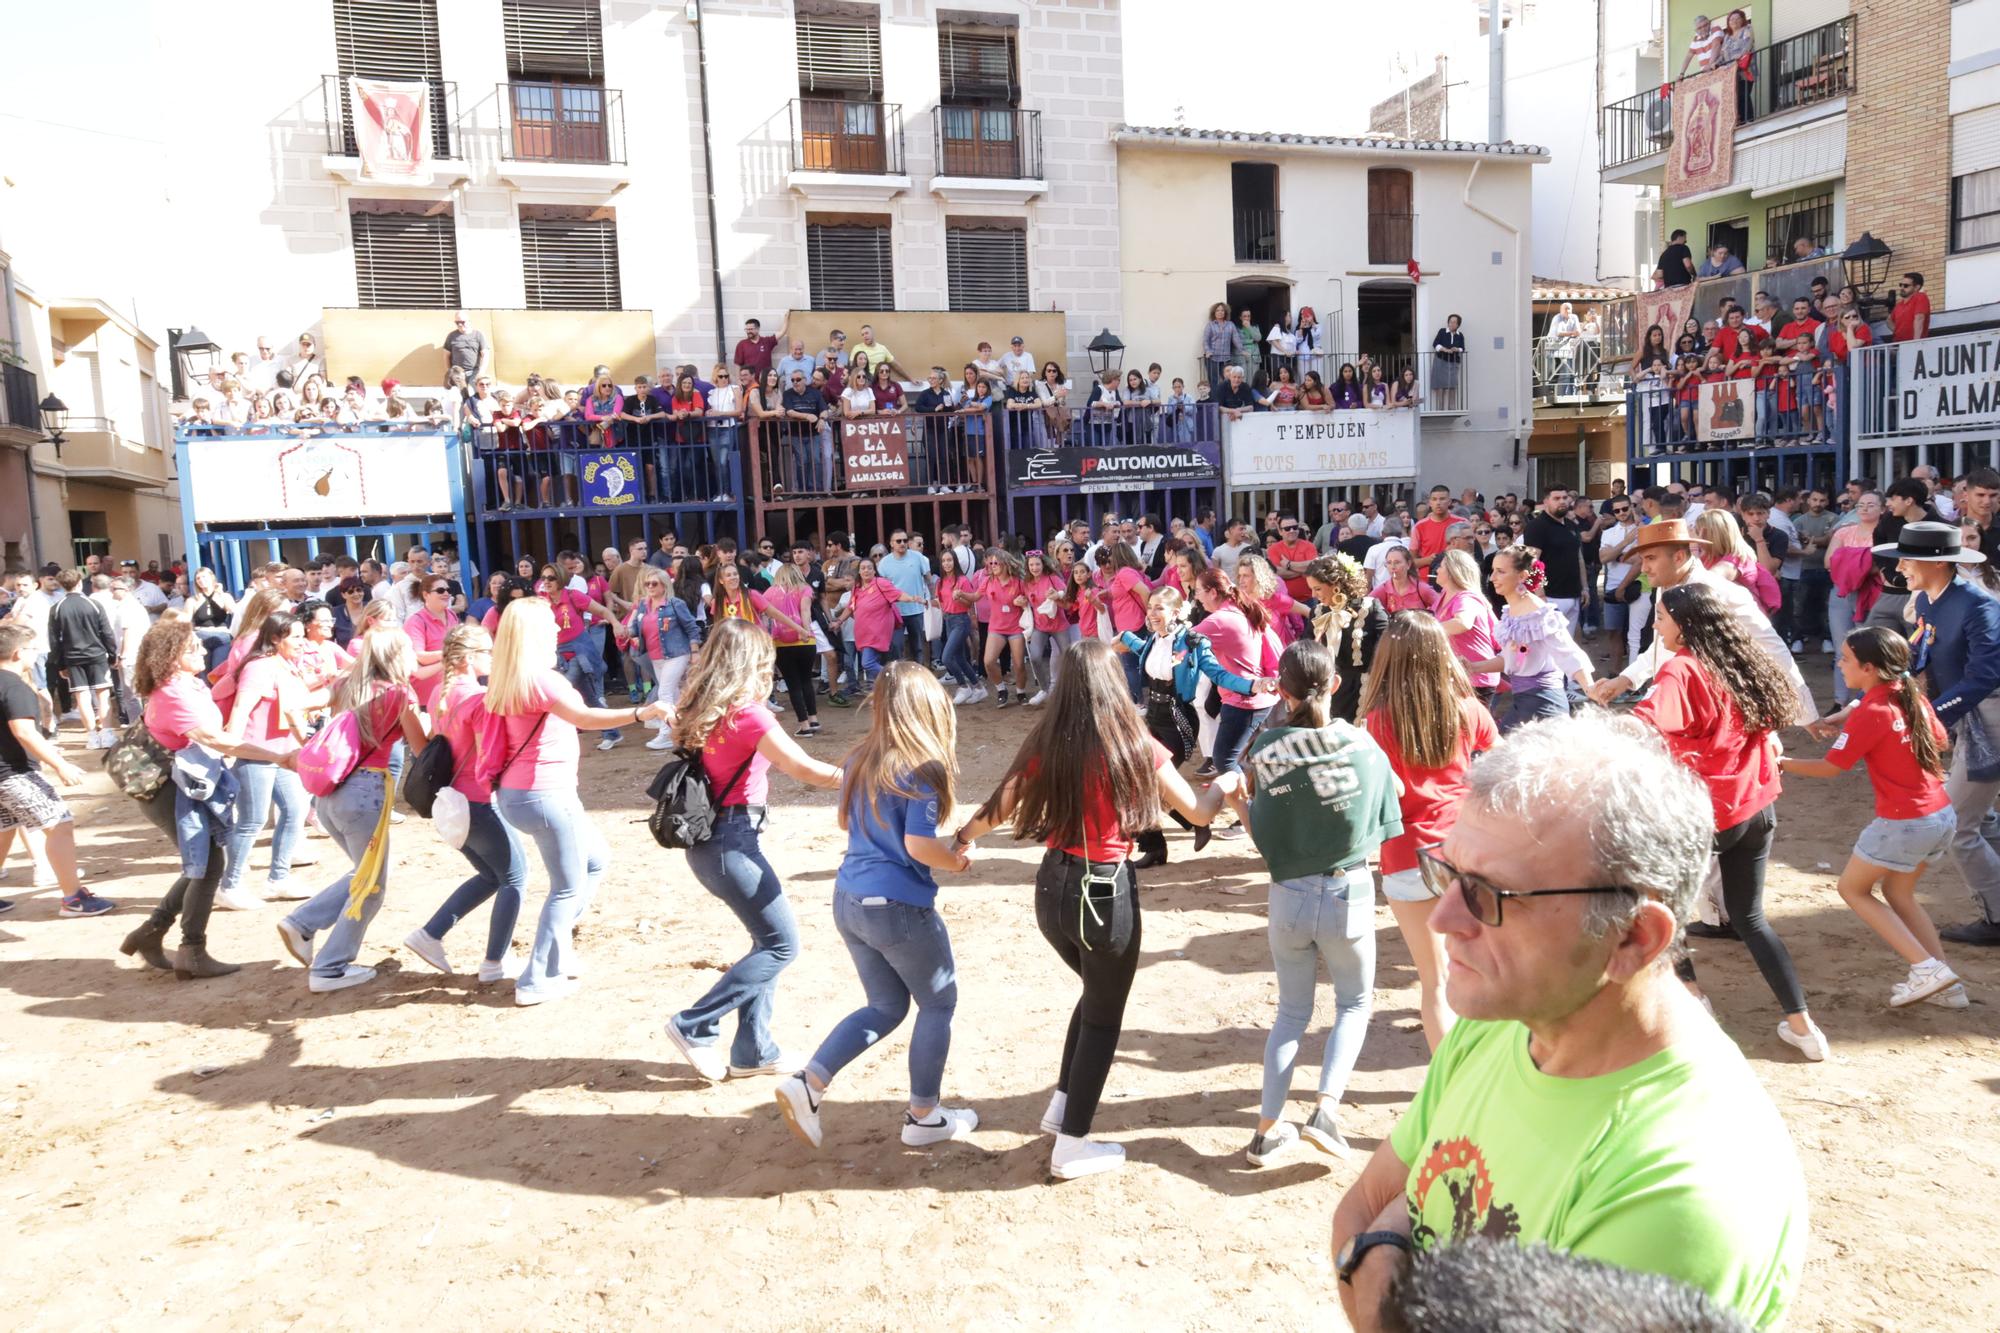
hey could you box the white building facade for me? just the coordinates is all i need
[1949,0,2000,310]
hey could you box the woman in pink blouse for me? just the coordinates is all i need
[1370,547,1441,616]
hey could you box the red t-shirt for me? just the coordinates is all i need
[1035,739,1173,863]
[1106,567,1150,634]
[1411,516,1451,567]
[1890,291,1931,343]
[988,577,1031,636]
[1366,699,1498,875]
[702,702,778,806]
[233,655,300,748]
[550,589,594,645]
[1827,683,1951,820]
[1714,325,1748,361]
[1777,319,1819,346]
[1270,538,1319,600]
[1634,653,1780,830]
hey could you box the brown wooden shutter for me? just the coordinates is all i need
[331,0,448,155]
[946,221,1028,312]
[503,0,604,80]
[521,207,622,311]
[350,201,460,309]
[806,221,894,310]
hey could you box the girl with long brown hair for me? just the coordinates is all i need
[1360,613,1497,1052]
[215,610,314,913]
[951,640,1231,1180]
[664,620,842,1084]
[1637,583,1823,1059]
[775,664,980,1153]
[1780,626,1966,1009]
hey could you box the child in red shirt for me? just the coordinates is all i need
[1673,354,1703,442]
[1779,626,1965,1008]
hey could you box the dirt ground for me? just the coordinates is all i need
[2,647,1997,1331]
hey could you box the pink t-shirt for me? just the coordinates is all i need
[851,579,906,651]
[481,606,502,637]
[702,702,778,806]
[146,671,222,751]
[940,574,978,615]
[350,685,414,769]
[1027,574,1066,633]
[405,606,454,707]
[207,633,256,709]
[1437,589,1501,690]
[550,589,594,645]
[1108,567,1149,634]
[233,655,300,747]
[760,585,815,646]
[987,577,1028,636]
[1200,604,1281,709]
[435,674,494,804]
[295,638,352,692]
[639,601,666,660]
[496,668,583,790]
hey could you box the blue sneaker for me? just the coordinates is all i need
[60,891,116,917]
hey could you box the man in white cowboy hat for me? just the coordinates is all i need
[1587,519,1817,722]
[1821,522,2000,949]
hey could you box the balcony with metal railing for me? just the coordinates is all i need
[788,98,909,201]
[0,363,38,441]
[500,81,625,165]
[1601,17,1853,176]
[321,74,461,164]
[934,107,1042,180]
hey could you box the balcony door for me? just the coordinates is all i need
[797,11,885,172]
[1367,167,1413,265]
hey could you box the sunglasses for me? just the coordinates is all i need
[1417,845,1641,927]
[1281,526,1299,533]
[1476,528,1494,536]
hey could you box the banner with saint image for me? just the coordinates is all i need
[348,77,432,180]
[1665,67,1736,200]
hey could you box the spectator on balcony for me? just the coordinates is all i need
[1720,9,1756,121]
[1299,371,1333,411]
[1366,365,1392,406]
[580,372,623,450]
[442,312,489,385]
[1891,273,1932,343]
[1680,315,1709,357]
[1002,369,1044,449]
[1660,228,1698,288]
[840,365,877,424]
[213,378,251,426]
[664,371,707,503]
[970,340,1006,397]
[287,333,322,387]
[1677,13,1723,79]
[1292,306,1327,383]
[1215,364,1258,422]
[1000,335,1036,384]
[706,366,747,504]
[782,368,832,496]
[1392,367,1421,410]
[1120,369,1155,443]
[1265,314,1297,382]
[1084,369,1125,444]
[870,362,906,417]
[733,318,782,377]
[1235,309,1264,386]
[1698,243,1745,278]
[1036,361,1073,440]
[243,337,283,393]
[1548,301,1582,395]
[1713,305,1753,363]
[1789,235,1826,262]
[1259,364,1301,412]
[824,328,851,368]
[1201,302,1236,388]
[1331,363,1364,409]
[1430,314,1465,407]
[850,325,906,381]
[774,338,816,386]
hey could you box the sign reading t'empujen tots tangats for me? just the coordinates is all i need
[1223,409,1418,488]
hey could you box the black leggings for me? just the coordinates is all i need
[138,784,228,949]
[1678,803,1806,1015]
[1034,847,1141,1137]
[774,644,818,725]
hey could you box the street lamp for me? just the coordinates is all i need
[38,393,67,459]
[1086,328,1125,380]
[167,325,221,399]
[1841,232,1894,322]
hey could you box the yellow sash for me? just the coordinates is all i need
[341,767,394,921]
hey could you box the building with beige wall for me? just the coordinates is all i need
[1114,126,1545,492]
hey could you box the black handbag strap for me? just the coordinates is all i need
[706,746,758,807]
[490,712,548,793]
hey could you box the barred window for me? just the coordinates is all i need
[521,206,621,311]
[1952,167,2000,254]
[946,220,1028,312]
[350,201,460,309]
[1764,192,1833,265]
[806,219,894,310]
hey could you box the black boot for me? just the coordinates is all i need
[173,944,243,981]
[1130,830,1168,870]
[119,920,173,971]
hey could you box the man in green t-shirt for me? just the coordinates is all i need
[1331,714,1807,1333]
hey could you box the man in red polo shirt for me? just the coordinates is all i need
[1268,515,1320,602]
[1411,484,1454,582]
[732,317,783,377]
[1890,273,1931,343]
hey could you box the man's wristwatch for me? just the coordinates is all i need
[1336,1230,1413,1285]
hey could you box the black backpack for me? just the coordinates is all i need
[646,747,756,850]
[400,733,456,818]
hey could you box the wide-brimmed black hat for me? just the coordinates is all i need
[1873,520,1987,565]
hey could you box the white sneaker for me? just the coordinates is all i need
[775,1074,824,1149]
[952,686,972,705]
[1027,691,1048,707]
[765,700,783,713]
[968,686,989,704]
[596,735,622,752]
[901,1106,979,1147]
[514,977,579,1006]
[727,1050,803,1079]
[1788,640,1805,655]
[214,888,265,912]
[276,918,314,966]
[1820,638,1834,654]
[1039,1090,1067,1135]
[478,954,524,984]
[645,730,675,750]
[403,928,452,975]
[1246,1120,1300,1167]
[665,1020,729,1084]
[1925,982,1970,1008]
[80,731,106,751]
[308,964,377,993]
[98,728,120,748]
[1776,1020,1830,1062]
[1051,1133,1125,1180]
[1890,959,1960,1008]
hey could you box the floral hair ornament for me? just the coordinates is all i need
[1521,559,1549,595]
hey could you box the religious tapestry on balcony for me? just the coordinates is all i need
[1631,288,1698,352]
[1665,67,1735,201]
[349,77,432,181]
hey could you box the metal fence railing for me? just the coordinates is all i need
[322,74,459,161]
[499,81,626,165]
[934,106,1041,179]
[1624,361,1847,458]
[791,98,905,175]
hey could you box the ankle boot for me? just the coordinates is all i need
[173,944,243,981]
[119,920,174,971]
[1129,831,1168,870]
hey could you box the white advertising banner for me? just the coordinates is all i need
[185,434,456,523]
[1223,410,1418,488]
[1895,332,2000,431]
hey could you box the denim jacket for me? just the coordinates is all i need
[1118,625,1260,703]
[171,745,238,878]
[627,597,701,658]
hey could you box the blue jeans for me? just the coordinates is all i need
[285,769,390,979]
[805,891,957,1105]
[421,800,527,964]
[894,611,927,663]
[559,638,619,742]
[860,645,891,689]
[1262,868,1375,1121]
[1213,702,1272,775]
[1501,682,1568,732]
[1829,587,1859,705]
[494,786,607,998]
[221,759,308,895]
[673,811,799,1068]
[941,612,978,687]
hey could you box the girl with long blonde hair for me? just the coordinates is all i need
[401,624,528,984]
[664,620,842,1083]
[483,598,665,1004]
[1360,612,1498,1052]
[276,630,430,993]
[775,664,980,1152]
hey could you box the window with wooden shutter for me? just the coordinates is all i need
[332,0,449,156]
[521,207,622,310]
[350,201,460,309]
[806,219,894,310]
[938,23,1018,105]
[796,12,882,95]
[946,221,1028,312]
[503,0,603,80]
[1953,168,2000,254]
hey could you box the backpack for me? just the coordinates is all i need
[401,732,456,818]
[102,718,173,802]
[296,709,364,797]
[646,746,757,850]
